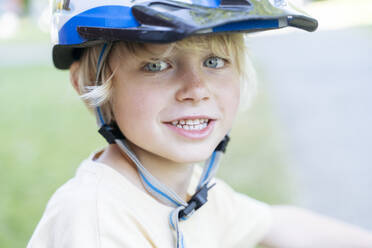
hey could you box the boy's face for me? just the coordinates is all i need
[110,42,240,164]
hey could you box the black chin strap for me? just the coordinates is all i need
[98,123,125,144]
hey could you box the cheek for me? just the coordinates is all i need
[111,83,165,136]
[216,75,241,121]
[227,80,240,106]
[225,87,240,128]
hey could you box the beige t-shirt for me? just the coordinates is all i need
[27,153,272,248]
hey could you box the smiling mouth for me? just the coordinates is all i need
[166,118,212,131]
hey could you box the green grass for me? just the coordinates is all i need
[0,65,293,248]
[0,65,105,247]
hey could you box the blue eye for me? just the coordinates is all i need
[204,57,225,68]
[144,61,169,72]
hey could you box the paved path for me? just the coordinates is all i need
[249,27,372,229]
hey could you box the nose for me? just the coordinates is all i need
[175,69,211,103]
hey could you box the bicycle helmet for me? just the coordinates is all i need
[52,0,318,69]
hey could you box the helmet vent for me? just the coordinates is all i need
[220,0,251,7]
[149,2,185,12]
[62,0,71,10]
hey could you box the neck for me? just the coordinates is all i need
[96,143,195,203]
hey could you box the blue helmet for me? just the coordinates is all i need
[51,0,318,69]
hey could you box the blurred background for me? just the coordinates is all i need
[0,0,371,247]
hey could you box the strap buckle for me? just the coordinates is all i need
[98,123,125,144]
[215,135,230,153]
[178,183,216,220]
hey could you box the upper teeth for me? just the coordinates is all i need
[171,118,208,125]
[171,118,209,130]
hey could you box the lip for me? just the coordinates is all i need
[163,116,217,140]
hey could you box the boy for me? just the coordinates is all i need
[28,0,372,247]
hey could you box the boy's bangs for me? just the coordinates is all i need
[177,33,246,74]
[112,33,245,73]
[175,33,246,75]
[175,33,242,58]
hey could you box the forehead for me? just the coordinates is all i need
[112,35,236,60]
[111,43,206,68]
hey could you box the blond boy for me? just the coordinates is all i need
[28,1,372,247]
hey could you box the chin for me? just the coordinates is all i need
[162,146,216,164]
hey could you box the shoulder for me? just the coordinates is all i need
[190,165,271,216]
[27,160,104,248]
[28,157,160,248]
[211,177,271,214]
[209,177,273,247]
[46,159,103,214]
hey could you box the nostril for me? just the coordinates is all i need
[175,86,211,102]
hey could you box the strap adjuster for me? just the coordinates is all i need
[98,123,125,144]
[215,135,230,153]
[178,183,216,219]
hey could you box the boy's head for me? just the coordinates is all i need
[70,33,252,162]
[55,0,317,162]
[54,2,318,236]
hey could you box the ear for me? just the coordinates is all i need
[69,61,81,94]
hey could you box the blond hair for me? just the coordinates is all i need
[76,33,257,123]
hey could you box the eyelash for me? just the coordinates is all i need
[142,60,170,72]
[203,56,227,69]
